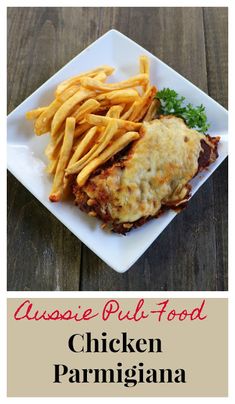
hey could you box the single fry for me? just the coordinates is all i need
[85,114,142,131]
[55,65,115,97]
[49,117,75,202]
[34,99,61,135]
[139,55,150,75]
[51,88,95,138]
[96,89,139,104]
[139,55,150,91]
[81,73,148,92]
[76,131,140,187]
[25,107,48,120]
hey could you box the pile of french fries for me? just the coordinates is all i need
[26,56,157,202]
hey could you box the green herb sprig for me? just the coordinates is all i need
[156,88,210,133]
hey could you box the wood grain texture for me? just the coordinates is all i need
[7,7,228,291]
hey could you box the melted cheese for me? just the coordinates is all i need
[84,116,205,223]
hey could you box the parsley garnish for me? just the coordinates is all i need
[156,88,210,133]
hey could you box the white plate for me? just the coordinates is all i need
[7,29,228,273]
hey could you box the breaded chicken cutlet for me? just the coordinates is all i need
[73,116,219,234]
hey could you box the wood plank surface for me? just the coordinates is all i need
[7,7,228,291]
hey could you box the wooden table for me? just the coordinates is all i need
[7,7,228,291]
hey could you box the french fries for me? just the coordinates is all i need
[65,107,123,175]
[121,102,137,120]
[26,56,158,201]
[106,105,124,118]
[56,72,106,104]
[55,65,115,97]
[26,107,48,120]
[72,99,100,123]
[85,114,142,131]
[128,86,156,122]
[96,89,139,104]
[68,126,98,168]
[49,117,75,202]
[56,84,80,103]
[66,120,118,176]
[144,98,159,121]
[67,142,100,174]
[34,99,62,135]
[74,122,93,139]
[51,88,96,138]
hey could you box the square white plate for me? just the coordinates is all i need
[7,29,228,273]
